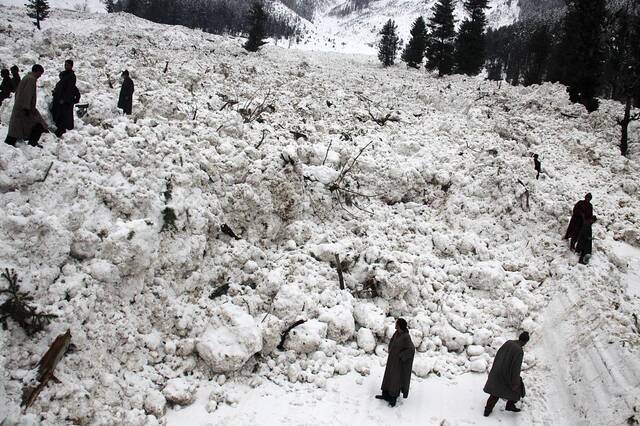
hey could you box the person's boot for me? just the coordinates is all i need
[483,407,492,417]
[388,398,396,407]
[375,395,386,400]
[4,137,16,147]
[505,401,521,412]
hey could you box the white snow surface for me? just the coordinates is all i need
[0,6,639,426]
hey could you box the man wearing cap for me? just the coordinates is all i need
[483,331,530,417]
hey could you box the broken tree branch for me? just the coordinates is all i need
[334,254,345,290]
[277,319,306,350]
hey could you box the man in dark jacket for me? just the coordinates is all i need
[118,70,134,115]
[564,193,593,250]
[10,65,20,92]
[376,318,415,407]
[483,331,529,417]
[0,69,12,105]
[51,59,80,137]
[576,215,597,264]
[533,154,541,180]
[4,64,48,148]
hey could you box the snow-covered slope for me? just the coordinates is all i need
[1,6,640,426]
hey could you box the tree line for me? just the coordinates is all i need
[377,0,640,155]
[107,0,302,40]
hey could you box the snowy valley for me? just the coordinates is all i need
[0,5,640,426]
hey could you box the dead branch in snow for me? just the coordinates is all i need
[277,319,307,350]
[334,254,345,290]
[517,179,530,212]
[256,129,269,149]
[239,89,273,123]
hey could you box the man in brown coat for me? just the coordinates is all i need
[4,64,47,148]
[564,193,593,250]
[483,331,529,416]
[375,318,415,407]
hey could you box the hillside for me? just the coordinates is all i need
[1,6,640,426]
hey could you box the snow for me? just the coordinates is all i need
[0,5,639,426]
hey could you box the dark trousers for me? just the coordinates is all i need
[381,390,397,405]
[4,123,46,147]
[486,395,517,411]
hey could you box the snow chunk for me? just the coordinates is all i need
[144,390,166,417]
[353,302,386,335]
[196,304,263,373]
[162,378,195,406]
[318,305,355,343]
[284,320,327,354]
[356,328,376,353]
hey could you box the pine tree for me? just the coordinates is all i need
[104,0,115,13]
[562,0,607,112]
[401,17,428,68]
[454,0,489,75]
[25,0,50,30]
[425,0,456,76]
[244,1,268,52]
[522,25,551,86]
[378,19,400,67]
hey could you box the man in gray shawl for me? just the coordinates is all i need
[4,64,48,148]
[375,318,415,407]
[483,331,529,416]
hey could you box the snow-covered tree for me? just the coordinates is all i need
[104,0,115,13]
[401,17,428,69]
[244,1,268,52]
[454,0,489,75]
[378,19,400,67]
[426,0,456,76]
[25,0,50,30]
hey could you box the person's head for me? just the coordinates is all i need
[585,193,593,201]
[64,59,74,71]
[31,64,44,78]
[10,65,19,75]
[122,70,129,78]
[533,154,538,159]
[395,318,408,332]
[1,69,9,79]
[518,331,530,345]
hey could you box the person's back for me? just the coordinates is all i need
[0,69,12,103]
[10,66,20,92]
[52,60,78,137]
[118,70,134,115]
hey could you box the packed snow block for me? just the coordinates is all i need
[356,328,376,353]
[70,229,100,260]
[622,229,640,248]
[100,219,158,283]
[353,302,386,335]
[412,355,435,378]
[162,378,195,406]
[283,320,327,354]
[432,232,456,256]
[143,390,166,417]
[469,358,488,372]
[87,258,121,284]
[272,284,307,320]
[506,296,528,326]
[435,323,472,352]
[196,304,263,373]
[318,305,355,343]
[464,261,506,291]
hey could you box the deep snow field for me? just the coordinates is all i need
[0,6,639,426]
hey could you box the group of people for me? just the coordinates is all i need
[377,318,530,416]
[2,61,135,148]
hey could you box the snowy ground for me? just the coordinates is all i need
[0,6,639,426]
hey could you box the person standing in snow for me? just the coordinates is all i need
[118,70,134,115]
[51,59,80,137]
[10,65,21,92]
[564,193,593,250]
[376,318,415,407]
[576,215,597,264]
[0,69,12,105]
[533,154,541,180]
[4,64,48,148]
[483,331,529,417]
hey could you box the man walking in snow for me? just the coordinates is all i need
[376,318,415,407]
[564,193,593,250]
[533,154,541,180]
[4,64,48,148]
[51,59,80,137]
[0,68,12,105]
[483,331,529,417]
[576,215,597,264]
[10,65,20,92]
[118,70,134,115]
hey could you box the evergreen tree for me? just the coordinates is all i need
[454,0,489,75]
[378,19,400,67]
[562,0,607,112]
[244,1,268,52]
[104,0,115,13]
[401,17,428,68]
[25,0,50,30]
[425,0,456,76]
[522,25,551,86]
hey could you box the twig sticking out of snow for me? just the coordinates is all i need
[334,254,345,290]
[277,319,306,351]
